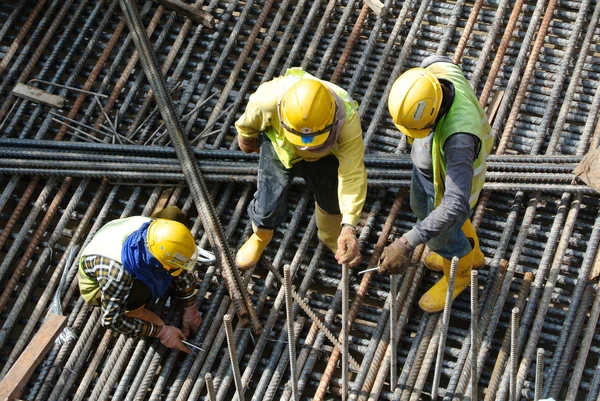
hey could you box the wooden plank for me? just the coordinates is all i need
[155,0,214,28]
[12,83,65,109]
[0,314,67,401]
[364,0,387,16]
[486,90,505,124]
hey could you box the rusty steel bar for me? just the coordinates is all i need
[72,331,116,401]
[330,3,369,84]
[0,179,89,354]
[124,0,213,136]
[214,193,310,401]
[224,314,244,401]
[118,0,259,331]
[314,192,406,401]
[454,196,538,401]
[475,0,524,103]
[0,176,47,283]
[181,0,256,140]
[284,265,300,401]
[535,348,545,401]
[0,0,76,119]
[390,313,430,400]
[362,0,430,148]
[546,285,596,398]
[351,0,416,100]
[531,0,592,155]
[565,286,600,401]
[4,0,97,138]
[300,0,338,70]
[544,209,600,397]
[495,0,559,155]
[431,257,459,400]
[360,252,427,400]
[212,0,291,149]
[289,194,384,401]
[196,0,274,143]
[0,178,72,312]
[436,0,466,55]
[452,0,484,63]
[342,262,350,401]
[471,271,479,400]
[481,273,533,401]
[509,307,520,401]
[512,194,583,399]
[442,188,521,401]
[206,373,216,401]
[389,273,398,393]
[261,317,306,401]
[411,318,444,401]
[396,314,438,401]
[0,0,49,82]
[345,0,394,96]
[227,212,315,401]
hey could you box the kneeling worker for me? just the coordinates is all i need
[78,208,202,353]
[379,56,493,313]
[234,67,367,270]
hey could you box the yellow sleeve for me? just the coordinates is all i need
[336,112,367,226]
[234,78,283,139]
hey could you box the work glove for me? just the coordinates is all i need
[335,225,362,268]
[182,305,202,337]
[378,237,413,275]
[238,135,259,154]
[157,325,190,353]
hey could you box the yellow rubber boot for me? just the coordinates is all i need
[236,224,274,271]
[315,203,342,254]
[424,219,485,272]
[419,251,473,313]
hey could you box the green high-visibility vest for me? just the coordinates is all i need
[78,217,151,304]
[426,62,493,209]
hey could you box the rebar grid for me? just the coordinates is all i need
[1,1,600,400]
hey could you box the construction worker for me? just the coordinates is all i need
[77,207,202,353]
[379,55,493,313]
[234,67,367,270]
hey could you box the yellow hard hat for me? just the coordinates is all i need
[278,79,335,147]
[388,68,443,139]
[146,219,197,276]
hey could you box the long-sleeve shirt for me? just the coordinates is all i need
[235,74,367,226]
[403,132,479,248]
[81,255,196,337]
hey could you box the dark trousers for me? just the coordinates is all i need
[248,136,340,229]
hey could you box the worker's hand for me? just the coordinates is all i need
[182,305,202,337]
[238,135,259,154]
[335,225,362,267]
[157,325,190,353]
[378,237,413,275]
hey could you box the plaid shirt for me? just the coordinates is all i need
[82,255,196,337]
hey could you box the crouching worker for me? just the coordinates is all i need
[77,207,202,353]
[378,56,493,313]
[234,67,367,270]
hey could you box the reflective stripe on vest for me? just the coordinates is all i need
[427,62,493,209]
[264,67,359,168]
[78,216,151,304]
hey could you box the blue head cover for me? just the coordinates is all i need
[121,222,173,298]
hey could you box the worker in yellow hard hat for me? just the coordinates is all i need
[234,67,367,271]
[378,55,493,313]
[78,207,209,353]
